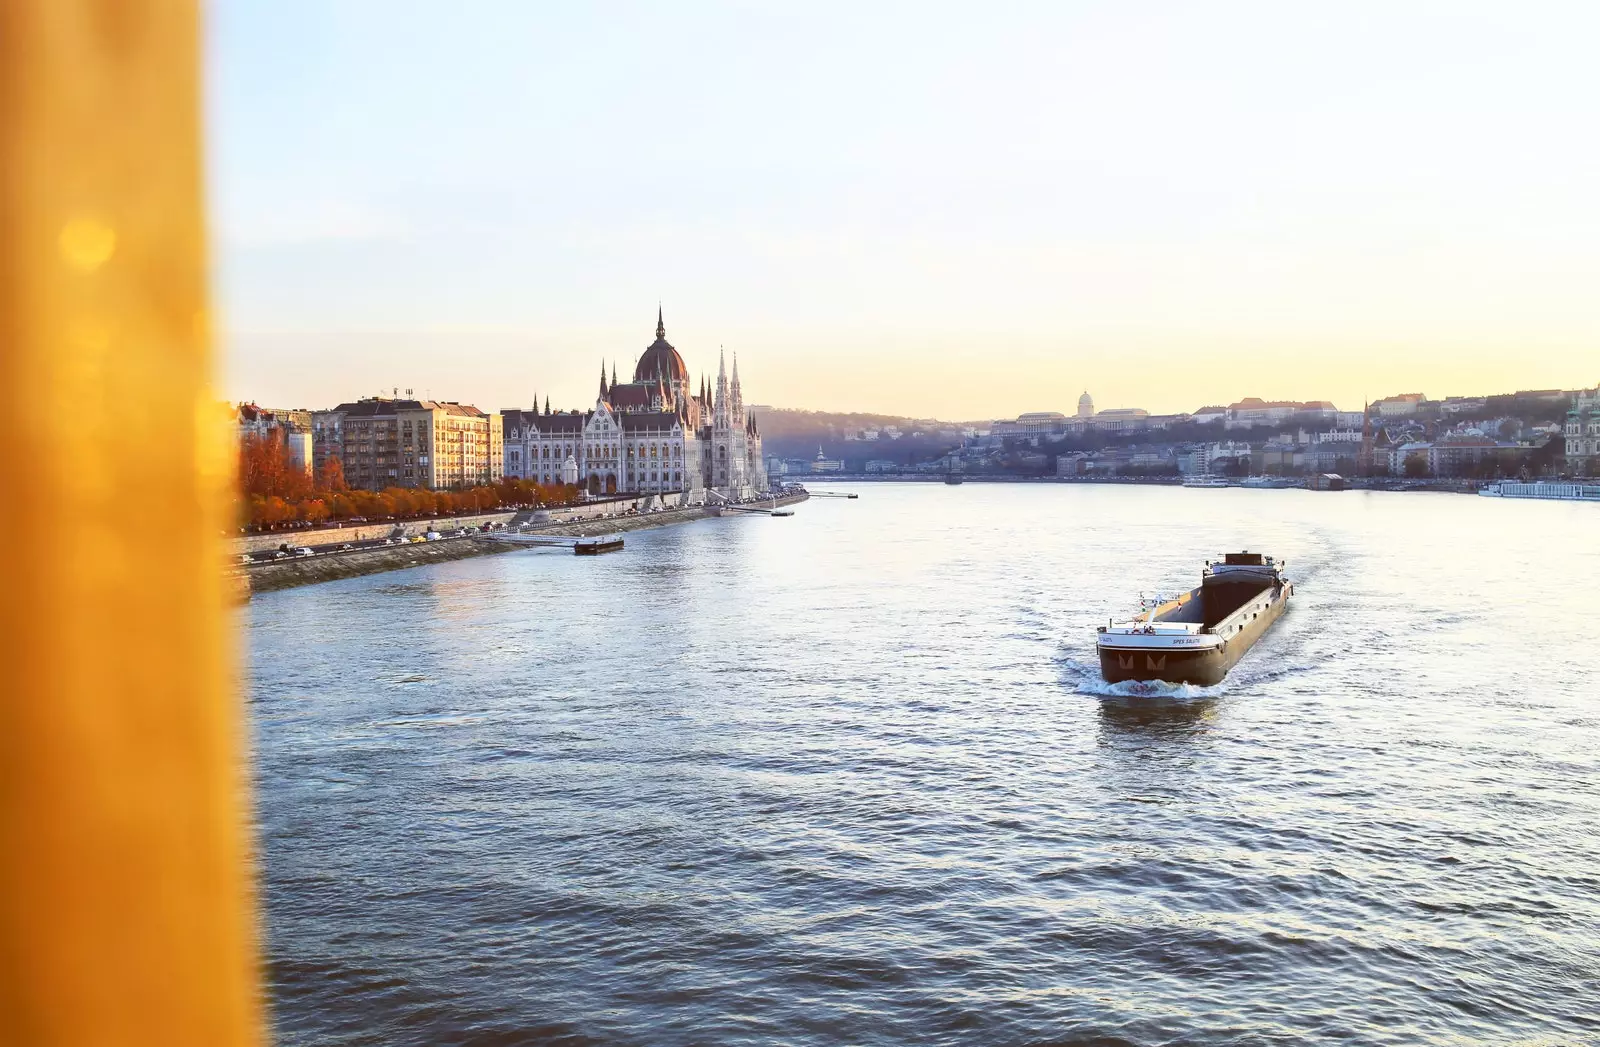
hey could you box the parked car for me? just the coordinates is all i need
[293,547,314,557]
[272,550,288,559]
[425,531,441,541]
[408,535,426,544]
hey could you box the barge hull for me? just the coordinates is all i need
[1098,592,1286,685]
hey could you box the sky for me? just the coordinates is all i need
[210,1,1600,420]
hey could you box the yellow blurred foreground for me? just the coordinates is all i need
[0,2,262,1044]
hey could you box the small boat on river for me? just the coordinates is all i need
[1097,552,1292,686]
[1182,475,1230,489]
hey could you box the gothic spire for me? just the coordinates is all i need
[599,361,609,398]
[714,349,730,428]
[656,303,665,341]
[612,361,618,388]
[544,395,550,415]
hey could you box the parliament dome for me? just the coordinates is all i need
[634,306,691,385]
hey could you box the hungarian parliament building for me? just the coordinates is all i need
[501,309,767,502]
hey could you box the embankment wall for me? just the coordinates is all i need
[232,491,809,600]
[232,491,700,555]
[240,536,517,596]
[233,512,518,555]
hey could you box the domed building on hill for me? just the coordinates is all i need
[499,307,766,502]
[1077,391,1094,419]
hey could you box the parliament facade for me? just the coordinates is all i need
[501,309,767,502]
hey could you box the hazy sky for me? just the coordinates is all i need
[211,1,1600,420]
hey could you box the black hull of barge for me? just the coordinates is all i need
[1099,645,1232,687]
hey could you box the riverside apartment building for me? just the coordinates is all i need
[312,398,503,490]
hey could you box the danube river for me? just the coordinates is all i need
[248,483,1600,1046]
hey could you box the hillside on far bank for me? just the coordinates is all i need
[748,406,968,465]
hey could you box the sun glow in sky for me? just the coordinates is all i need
[212,1,1600,419]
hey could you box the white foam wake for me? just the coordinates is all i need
[1074,677,1227,700]
[1058,652,1228,700]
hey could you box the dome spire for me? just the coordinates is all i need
[656,302,665,341]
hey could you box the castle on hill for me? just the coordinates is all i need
[500,308,766,502]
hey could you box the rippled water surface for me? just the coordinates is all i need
[248,484,1600,1046]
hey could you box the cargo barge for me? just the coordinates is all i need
[1097,552,1292,686]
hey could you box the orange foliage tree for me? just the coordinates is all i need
[316,455,347,492]
[236,440,582,531]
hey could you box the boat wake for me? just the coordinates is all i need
[1056,654,1228,700]
[1078,676,1227,700]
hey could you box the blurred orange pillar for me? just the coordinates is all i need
[0,2,263,1045]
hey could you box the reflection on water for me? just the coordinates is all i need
[248,483,1600,1047]
[1096,695,1218,737]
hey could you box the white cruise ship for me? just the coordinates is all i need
[1479,481,1600,502]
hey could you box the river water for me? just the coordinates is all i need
[247,483,1600,1046]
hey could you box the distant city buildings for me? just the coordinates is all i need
[1225,398,1335,427]
[1374,393,1426,418]
[246,358,1599,492]
[992,412,1068,438]
[312,398,502,490]
[1567,386,1599,470]
[993,399,1151,439]
[968,383,1600,480]
[810,446,844,472]
[236,403,313,477]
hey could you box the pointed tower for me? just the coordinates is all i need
[716,347,733,431]
[612,361,619,390]
[543,395,550,415]
[655,303,665,341]
[1359,399,1373,477]
[731,352,744,425]
[599,361,609,399]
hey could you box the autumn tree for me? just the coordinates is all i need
[317,455,347,492]
[239,431,311,500]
